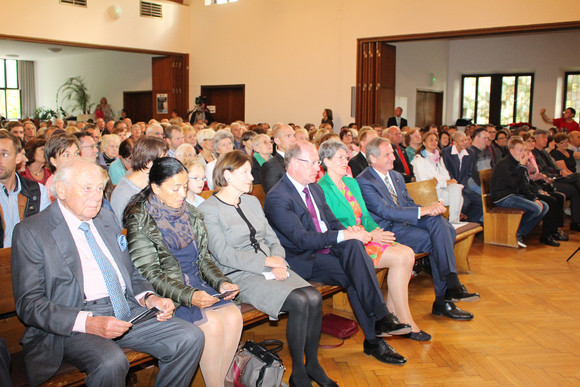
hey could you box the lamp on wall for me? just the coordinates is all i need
[108,4,122,20]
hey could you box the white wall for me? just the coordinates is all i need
[446,30,580,128]
[188,0,580,127]
[35,51,155,119]
[394,40,449,127]
[0,0,190,54]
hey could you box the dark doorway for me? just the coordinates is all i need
[123,91,152,123]
[200,85,245,124]
[415,90,443,128]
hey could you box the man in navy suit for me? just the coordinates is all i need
[441,131,483,222]
[348,127,378,178]
[261,123,296,193]
[357,137,480,321]
[265,142,411,365]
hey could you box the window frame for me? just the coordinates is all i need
[0,59,21,120]
[563,71,580,114]
[460,72,534,126]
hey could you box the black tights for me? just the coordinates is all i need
[281,286,329,385]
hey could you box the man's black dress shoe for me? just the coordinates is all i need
[403,330,432,341]
[432,301,474,320]
[363,339,406,365]
[375,314,411,337]
[444,284,480,302]
[540,234,560,247]
[552,230,569,241]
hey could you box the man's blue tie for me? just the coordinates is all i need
[79,222,131,321]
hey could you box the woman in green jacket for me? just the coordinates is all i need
[124,157,243,387]
[317,140,429,341]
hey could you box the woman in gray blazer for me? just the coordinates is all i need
[199,151,337,387]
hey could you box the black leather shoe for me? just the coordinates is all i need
[432,301,474,320]
[309,376,339,387]
[375,314,411,336]
[363,339,406,365]
[540,234,560,247]
[444,284,480,302]
[402,330,432,341]
[552,230,569,241]
[570,223,580,232]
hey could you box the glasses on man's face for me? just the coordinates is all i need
[295,158,322,166]
[188,176,208,182]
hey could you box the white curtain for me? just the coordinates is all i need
[18,60,36,118]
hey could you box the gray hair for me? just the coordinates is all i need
[319,140,348,171]
[50,159,108,197]
[365,137,391,165]
[213,129,234,154]
[252,133,271,148]
[533,128,550,137]
[197,128,216,143]
[452,130,466,142]
[284,142,306,169]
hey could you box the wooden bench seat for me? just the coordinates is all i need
[479,169,524,248]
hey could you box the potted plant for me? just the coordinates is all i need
[56,76,96,121]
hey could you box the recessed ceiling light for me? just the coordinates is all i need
[6,54,19,58]
[47,47,62,53]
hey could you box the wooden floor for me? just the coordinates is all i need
[136,230,580,387]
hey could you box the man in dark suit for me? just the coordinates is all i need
[265,142,411,365]
[261,123,296,193]
[12,160,203,386]
[357,137,480,321]
[386,107,408,129]
[386,126,414,183]
[441,131,483,223]
[348,127,378,178]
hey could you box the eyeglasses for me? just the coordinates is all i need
[332,155,350,162]
[295,158,322,166]
[188,176,208,182]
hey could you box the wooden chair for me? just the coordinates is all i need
[479,169,524,248]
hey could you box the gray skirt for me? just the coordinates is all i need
[229,269,311,318]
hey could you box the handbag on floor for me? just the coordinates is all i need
[225,339,286,387]
[319,313,359,348]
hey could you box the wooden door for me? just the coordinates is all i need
[415,90,443,128]
[152,55,189,121]
[356,42,396,126]
[200,85,245,124]
[123,91,152,123]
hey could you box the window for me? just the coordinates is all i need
[564,72,580,115]
[461,73,533,125]
[0,59,21,120]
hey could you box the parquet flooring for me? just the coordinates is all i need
[136,230,580,386]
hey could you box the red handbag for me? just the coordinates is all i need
[320,313,359,348]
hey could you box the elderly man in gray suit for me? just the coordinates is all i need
[11,159,204,386]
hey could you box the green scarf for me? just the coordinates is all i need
[254,153,270,166]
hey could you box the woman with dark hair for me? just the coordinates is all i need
[492,129,509,161]
[240,130,257,155]
[109,138,134,185]
[125,157,242,387]
[438,131,451,149]
[200,151,337,387]
[317,141,428,341]
[21,138,51,185]
[550,133,579,174]
[110,136,168,225]
[340,128,359,157]
[321,108,334,128]
[411,132,464,224]
[43,134,81,200]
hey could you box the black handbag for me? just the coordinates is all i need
[225,340,286,387]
